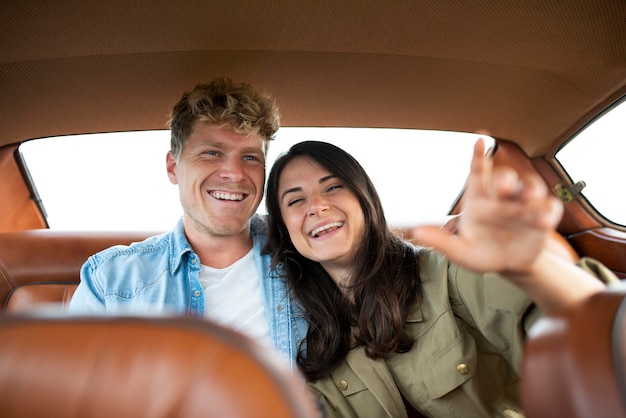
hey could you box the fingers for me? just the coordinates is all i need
[469,138,551,203]
[467,138,489,196]
[465,138,563,230]
[491,166,549,203]
[413,225,465,254]
[491,168,522,199]
[441,215,460,235]
[537,194,564,229]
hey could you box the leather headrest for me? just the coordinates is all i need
[0,316,319,418]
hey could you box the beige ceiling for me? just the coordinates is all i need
[1,0,625,157]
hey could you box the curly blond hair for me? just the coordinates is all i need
[168,78,280,159]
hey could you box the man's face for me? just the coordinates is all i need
[166,122,266,237]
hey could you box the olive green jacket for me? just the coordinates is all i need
[309,251,616,418]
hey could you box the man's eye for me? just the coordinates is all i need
[203,150,219,156]
[243,155,261,162]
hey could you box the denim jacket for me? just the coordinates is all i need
[69,215,308,368]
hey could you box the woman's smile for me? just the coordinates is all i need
[309,221,345,238]
[278,156,365,270]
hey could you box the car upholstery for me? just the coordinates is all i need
[0,230,155,314]
[521,288,626,417]
[0,315,319,418]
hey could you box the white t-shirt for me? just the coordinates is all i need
[198,249,270,345]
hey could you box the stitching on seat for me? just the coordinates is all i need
[0,259,15,291]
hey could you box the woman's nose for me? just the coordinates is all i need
[308,194,329,216]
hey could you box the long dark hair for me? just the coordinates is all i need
[263,141,423,380]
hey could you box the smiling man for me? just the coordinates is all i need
[69,78,307,368]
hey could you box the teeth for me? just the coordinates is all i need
[310,222,344,237]
[210,192,244,201]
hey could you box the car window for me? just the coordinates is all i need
[556,99,626,227]
[19,128,492,231]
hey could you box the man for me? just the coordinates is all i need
[69,78,307,367]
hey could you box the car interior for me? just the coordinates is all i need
[0,315,319,418]
[1,0,625,416]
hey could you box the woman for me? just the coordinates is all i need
[263,140,611,417]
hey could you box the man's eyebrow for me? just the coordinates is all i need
[279,174,337,202]
[194,141,264,155]
[194,140,222,149]
[242,146,264,155]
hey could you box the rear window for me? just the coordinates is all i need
[19,128,492,230]
[556,99,626,227]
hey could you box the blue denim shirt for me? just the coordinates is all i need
[69,215,308,368]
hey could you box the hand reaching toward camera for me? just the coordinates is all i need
[414,138,563,275]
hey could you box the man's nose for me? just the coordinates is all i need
[219,156,245,181]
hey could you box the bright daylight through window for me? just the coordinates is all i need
[556,99,626,227]
[19,128,492,231]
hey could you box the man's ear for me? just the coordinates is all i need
[166,151,178,185]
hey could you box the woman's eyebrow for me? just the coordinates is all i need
[281,186,302,202]
[319,174,336,184]
[280,174,338,202]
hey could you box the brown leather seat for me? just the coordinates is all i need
[0,315,320,418]
[521,288,626,418]
[0,230,155,314]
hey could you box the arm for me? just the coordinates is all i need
[414,139,605,315]
[68,260,107,313]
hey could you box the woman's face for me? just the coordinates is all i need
[277,156,365,272]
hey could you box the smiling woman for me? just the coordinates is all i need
[18,128,489,231]
[1,1,625,416]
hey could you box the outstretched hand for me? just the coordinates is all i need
[413,139,563,275]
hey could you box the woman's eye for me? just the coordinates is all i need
[287,198,304,207]
[327,184,343,192]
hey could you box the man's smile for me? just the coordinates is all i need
[209,191,247,201]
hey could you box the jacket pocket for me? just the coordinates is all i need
[311,349,407,418]
[421,331,477,399]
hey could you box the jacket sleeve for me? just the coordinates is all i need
[578,256,620,284]
[447,254,617,373]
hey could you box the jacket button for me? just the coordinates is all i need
[276,304,284,311]
[457,363,469,375]
[338,380,348,391]
[193,290,201,297]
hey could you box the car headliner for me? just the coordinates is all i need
[1,0,625,157]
